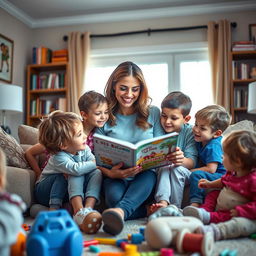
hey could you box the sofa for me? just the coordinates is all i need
[1,120,255,217]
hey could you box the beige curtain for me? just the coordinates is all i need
[67,32,90,113]
[208,20,231,111]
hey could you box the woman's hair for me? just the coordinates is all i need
[0,148,6,189]
[223,130,256,171]
[161,91,192,117]
[195,105,231,132]
[104,61,152,129]
[38,110,82,154]
[78,90,108,113]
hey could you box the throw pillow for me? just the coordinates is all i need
[0,127,31,169]
[18,124,38,145]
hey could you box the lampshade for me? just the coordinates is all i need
[248,81,256,114]
[0,84,23,113]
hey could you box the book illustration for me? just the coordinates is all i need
[93,132,178,170]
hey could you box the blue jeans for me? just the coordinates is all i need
[103,170,156,220]
[35,174,68,208]
[189,170,224,204]
[68,169,102,203]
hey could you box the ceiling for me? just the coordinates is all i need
[1,0,256,28]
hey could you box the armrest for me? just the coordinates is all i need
[6,166,36,208]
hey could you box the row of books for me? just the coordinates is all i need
[52,49,68,63]
[32,47,52,65]
[30,97,66,116]
[234,88,248,108]
[30,72,65,90]
[232,41,256,51]
[232,61,255,80]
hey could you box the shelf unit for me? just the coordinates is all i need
[26,62,69,127]
[230,51,256,123]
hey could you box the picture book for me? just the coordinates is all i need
[93,132,178,170]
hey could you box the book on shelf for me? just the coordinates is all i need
[32,47,52,64]
[93,132,178,170]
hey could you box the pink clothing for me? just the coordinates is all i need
[86,129,95,152]
[201,169,256,223]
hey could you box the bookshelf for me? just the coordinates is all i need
[26,62,69,127]
[230,51,256,123]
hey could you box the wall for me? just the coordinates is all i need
[1,7,256,140]
[30,11,256,52]
[0,8,31,140]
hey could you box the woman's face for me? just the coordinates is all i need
[114,75,141,114]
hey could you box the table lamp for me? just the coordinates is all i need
[248,81,256,114]
[0,83,23,134]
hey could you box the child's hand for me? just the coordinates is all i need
[166,147,184,166]
[198,179,210,188]
[230,209,238,217]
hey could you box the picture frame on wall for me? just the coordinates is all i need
[249,24,256,43]
[0,33,14,83]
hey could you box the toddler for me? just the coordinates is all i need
[35,110,103,234]
[188,105,230,207]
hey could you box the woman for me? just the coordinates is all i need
[97,61,164,235]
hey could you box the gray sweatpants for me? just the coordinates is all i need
[216,217,256,240]
[155,165,191,208]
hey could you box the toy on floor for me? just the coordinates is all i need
[26,209,83,256]
[145,216,214,256]
[10,229,26,256]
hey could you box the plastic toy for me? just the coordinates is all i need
[94,237,117,245]
[26,209,83,256]
[219,249,238,256]
[83,239,99,247]
[10,229,26,256]
[145,216,214,256]
[89,245,101,253]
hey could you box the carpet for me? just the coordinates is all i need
[25,217,256,255]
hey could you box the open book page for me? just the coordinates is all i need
[93,132,178,170]
[93,134,136,169]
[135,132,178,170]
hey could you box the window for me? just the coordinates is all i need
[85,44,212,123]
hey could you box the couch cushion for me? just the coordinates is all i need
[18,124,39,145]
[0,127,31,169]
[223,120,255,137]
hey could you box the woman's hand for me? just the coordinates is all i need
[98,162,143,179]
[166,147,184,166]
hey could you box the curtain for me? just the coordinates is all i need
[208,20,231,111]
[67,32,90,114]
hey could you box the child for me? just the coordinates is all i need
[187,104,230,207]
[35,110,103,234]
[184,130,256,240]
[0,148,26,256]
[25,90,109,179]
[148,91,198,220]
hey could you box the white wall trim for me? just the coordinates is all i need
[1,0,256,28]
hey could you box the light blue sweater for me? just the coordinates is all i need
[97,105,164,143]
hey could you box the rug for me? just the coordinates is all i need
[25,217,256,255]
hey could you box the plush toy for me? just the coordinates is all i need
[145,216,214,256]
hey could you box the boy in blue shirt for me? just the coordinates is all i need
[184,105,231,209]
[149,91,198,220]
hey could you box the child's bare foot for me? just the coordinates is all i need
[190,202,201,207]
[147,202,168,216]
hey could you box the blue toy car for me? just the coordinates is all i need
[26,209,83,256]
